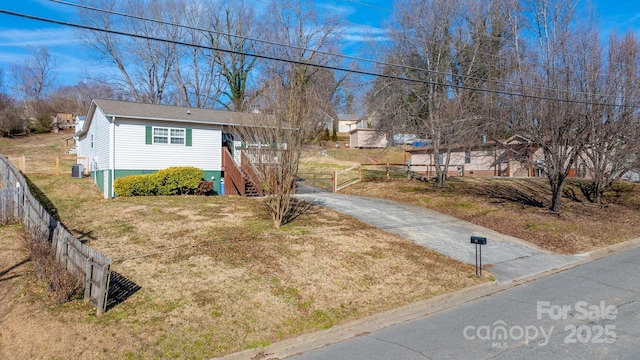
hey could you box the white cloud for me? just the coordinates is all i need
[317,3,357,16]
[0,28,79,48]
[341,24,390,43]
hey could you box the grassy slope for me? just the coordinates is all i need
[342,177,640,254]
[0,133,483,359]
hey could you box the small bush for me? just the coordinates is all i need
[196,180,214,195]
[155,167,203,195]
[114,174,157,197]
[21,233,83,304]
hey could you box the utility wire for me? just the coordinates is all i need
[48,0,638,102]
[0,8,638,108]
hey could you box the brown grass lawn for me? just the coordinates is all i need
[0,133,483,359]
[342,177,640,254]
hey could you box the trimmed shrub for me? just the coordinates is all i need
[114,167,205,197]
[155,166,203,195]
[114,174,157,197]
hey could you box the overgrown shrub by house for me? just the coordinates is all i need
[114,174,157,196]
[114,166,205,197]
[21,231,83,304]
[155,166,203,195]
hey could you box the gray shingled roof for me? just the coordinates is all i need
[92,99,263,125]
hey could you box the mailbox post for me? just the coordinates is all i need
[470,236,487,276]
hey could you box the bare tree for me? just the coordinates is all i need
[371,0,513,186]
[579,32,640,204]
[232,0,343,228]
[507,0,590,213]
[78,0,182,104]
[50,80,118,114]
[208,0,258,111]
[10,46,57,129]
[170,1,223,108]
[11,46,57,108]
[232,74,324,228]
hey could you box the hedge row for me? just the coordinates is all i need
[114,167,206,197]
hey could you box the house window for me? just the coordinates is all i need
[91,134,94,148]
[438,153,444,164]
[148,126,191,146]
[153,127,169,144]
[153,127,185,145]
[465,151,471,164]
[170,129,185,144]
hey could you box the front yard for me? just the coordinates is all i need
[0,132,484,359]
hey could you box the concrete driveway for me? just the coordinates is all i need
[296,193,583,284]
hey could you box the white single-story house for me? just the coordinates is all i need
[75,99,263,198]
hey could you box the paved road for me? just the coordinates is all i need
[290,245,640,359]
[296,193,582,284]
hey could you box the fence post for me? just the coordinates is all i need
[96,263,111,315]
[332,170,338,193]
[85,257,94,300]
[386,163,390,179]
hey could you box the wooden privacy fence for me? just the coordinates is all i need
[0,153,112,315]
[0,187,23,224]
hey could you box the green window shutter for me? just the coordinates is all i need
[145,126,152,144]
[186,128,192,146]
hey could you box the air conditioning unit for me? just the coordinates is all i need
[71,164,84,178]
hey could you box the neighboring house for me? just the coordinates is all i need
[75,99,263,198]
[348,113,388,149]
[52,113,76,130]
[407,135,559,178]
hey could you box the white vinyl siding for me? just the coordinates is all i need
[77,107,111,172]
[115,120,221,171]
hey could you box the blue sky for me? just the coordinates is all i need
[0,0,639,88]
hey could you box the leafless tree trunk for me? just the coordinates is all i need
[370,0,513,186]
[508,0,590,214]
[170,1,222,108]
[78,0,183,104]
[232,0,343,228]
[208,0,258,112]
[11,47,56,102]
[11,46,57,122]
[580,32,640,204]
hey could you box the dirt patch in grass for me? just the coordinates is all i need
[342,177,640,254]
[0,133,485,359]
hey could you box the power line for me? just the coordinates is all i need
[48,0,637,103]
[0,8,638,108]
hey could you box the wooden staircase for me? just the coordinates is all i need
[222,147,263,197]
